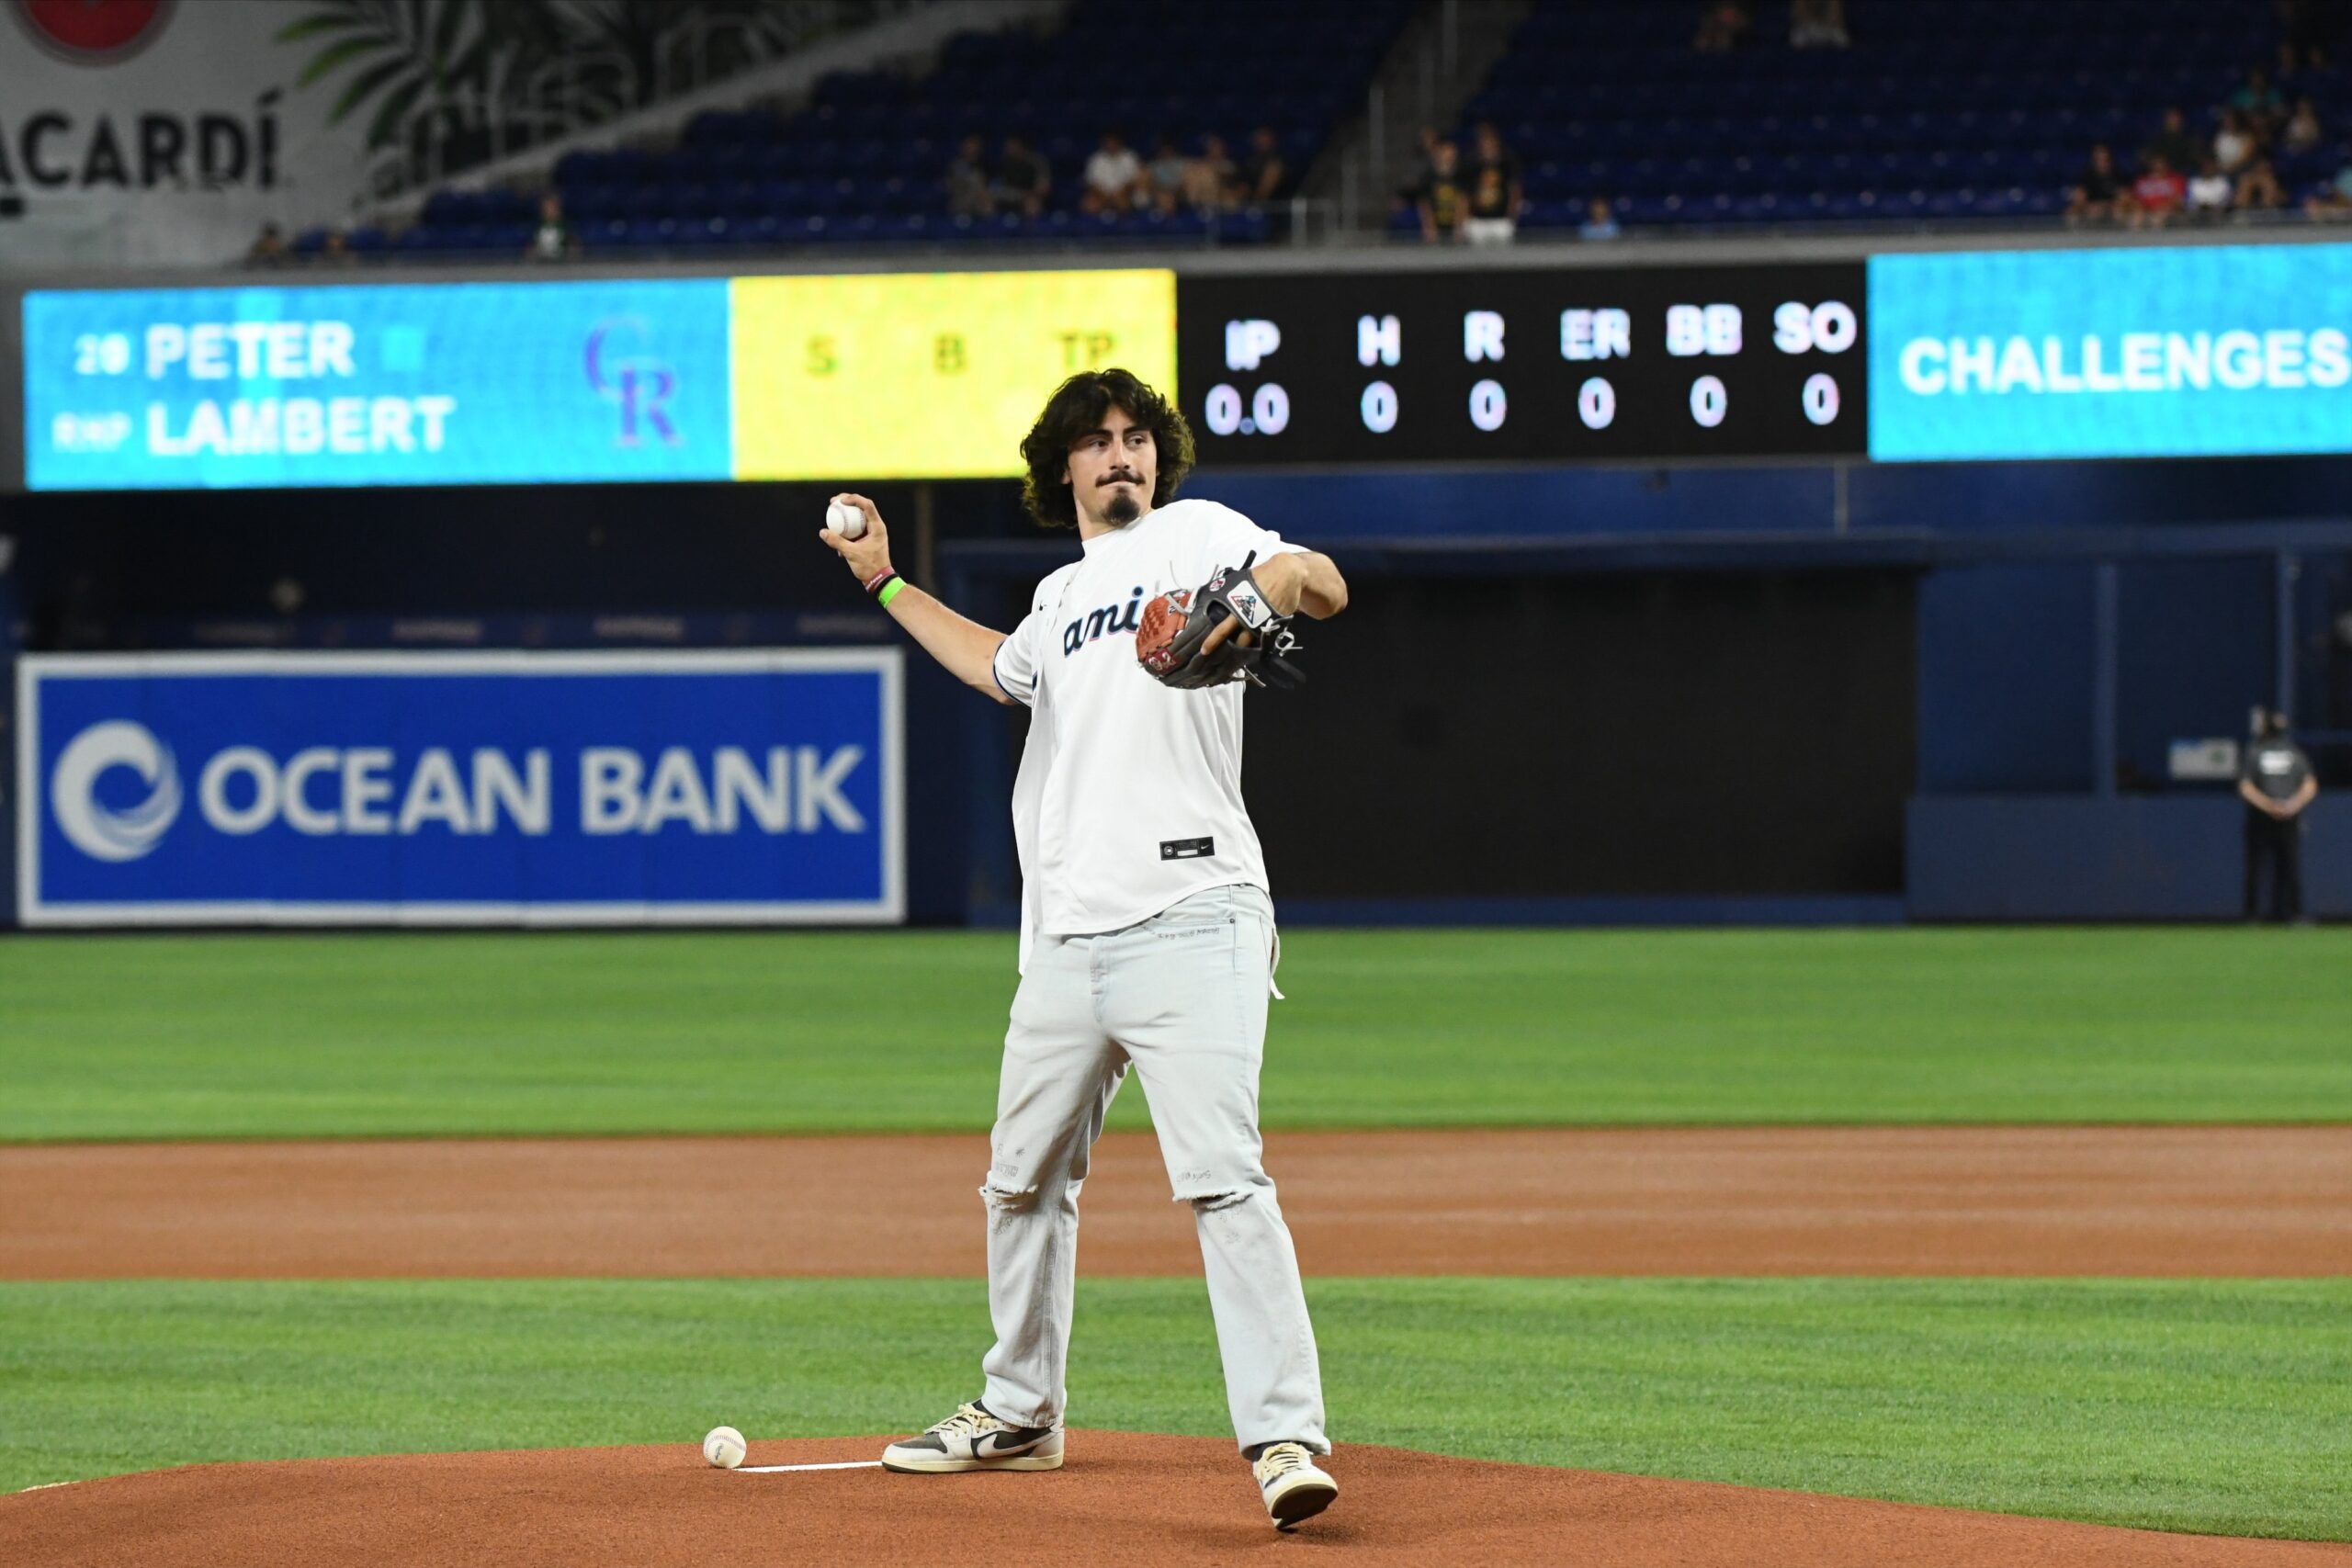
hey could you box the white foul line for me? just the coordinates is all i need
[735,1461,885,1473]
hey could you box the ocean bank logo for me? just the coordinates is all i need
[21,652,902,925]
[52,736,867,846]
[51,720,181,862]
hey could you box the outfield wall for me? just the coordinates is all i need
[1910,796,2352,920]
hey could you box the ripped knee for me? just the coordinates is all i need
[1189,1188,1254,1214]
[1182,1170,1273,1213]
[979,1171,1041,1213]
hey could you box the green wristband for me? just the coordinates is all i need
[876,576,908,608]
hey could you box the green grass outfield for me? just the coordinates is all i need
[3,1278,2347,1540]
[2,926,2349,1140]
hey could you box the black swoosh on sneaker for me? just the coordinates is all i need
[976,1430,1046,1456]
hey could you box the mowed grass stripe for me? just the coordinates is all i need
[3,927,2349,1141]
[2,1278,2347,1540]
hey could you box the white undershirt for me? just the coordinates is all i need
[991,497,1307,971]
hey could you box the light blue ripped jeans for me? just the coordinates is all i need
[978,883,1328,1455]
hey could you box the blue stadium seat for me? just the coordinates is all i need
[404,0,2352,244]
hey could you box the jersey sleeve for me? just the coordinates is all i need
[990,584,1063,708]
[1188,500,1308,581]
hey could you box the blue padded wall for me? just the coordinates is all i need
[1915,564,2096,793]
[2117,558,2274,788]
[1910,795,2352,919]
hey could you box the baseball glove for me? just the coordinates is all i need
[1135,551,1305,690]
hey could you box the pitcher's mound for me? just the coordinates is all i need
[6,1431,2346,1567]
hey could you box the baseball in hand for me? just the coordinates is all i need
[825,501,867,540]
[703,1426,747,1469]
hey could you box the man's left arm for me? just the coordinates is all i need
[2280,774,2319,817]
[1253,550,1348,619]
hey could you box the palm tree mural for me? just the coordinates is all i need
[275,0,483,154]
[277,0,849,186]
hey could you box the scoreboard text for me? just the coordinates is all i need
[1175,263,1868,467]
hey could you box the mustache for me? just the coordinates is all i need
[1100,469,1142,486]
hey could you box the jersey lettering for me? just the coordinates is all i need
[1060,585,1146,657]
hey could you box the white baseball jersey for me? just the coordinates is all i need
[991,497,1307,970]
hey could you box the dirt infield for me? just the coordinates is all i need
[5,1125,2347,1279]
[7,1433,2348,1568]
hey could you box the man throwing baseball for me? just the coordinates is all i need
[818,368,1349,1529]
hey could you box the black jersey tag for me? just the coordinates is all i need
[1159,837,1216,860]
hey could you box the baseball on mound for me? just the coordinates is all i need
[702,1426,748,1470]
[825,501,868,539]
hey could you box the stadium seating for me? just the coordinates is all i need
[350,0,1408,256]
[317,0,2352,254]
[1421,0,2352,233]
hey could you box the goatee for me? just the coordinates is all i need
[1104,491,1142,525]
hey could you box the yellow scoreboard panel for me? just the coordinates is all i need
[729,269,1178,479]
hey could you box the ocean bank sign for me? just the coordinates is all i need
[16,651,902,925]
[1869,243,2352,460]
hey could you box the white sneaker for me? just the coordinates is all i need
[1251,1441,1338,1529]
[880,1401,1065,1473]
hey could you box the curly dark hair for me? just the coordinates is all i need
[1018,368,1195,529]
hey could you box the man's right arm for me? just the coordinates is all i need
[819,492,1016,705]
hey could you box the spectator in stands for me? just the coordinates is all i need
[992,134,1050,218]
[1183,133,1238,213]
[527,192,578,262]
[946,133,994,219]
[2129,153,2186,228]
[2240,707,2317,922]
[1393,125,1442,225]
[2302,158,2352,217]
[1082,130,1147,214]
[1241,126,1289,205]
[321,227,356,266]
[1417,138,1468,242]
[245,222,288,268]
[2214,108,2257,175]
[2277,0,2334,74]
[2187,153,2234,219]
[2237,153,2288,210]
[2064,142,2125,225]
[2283,97,2324,155]
[1692,0,1751,51]
[2144,107,2202,179]
[1789,0,1849,48]
[2231,66,2286,134]
[1578,195,1623,240]
[1463,121,1523,244]
[1145,133,1190,216]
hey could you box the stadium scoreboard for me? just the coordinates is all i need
[22,243,2352,489]
[15,271,1175,490]
[1175,263,1869,467]
[731,269,1174,480]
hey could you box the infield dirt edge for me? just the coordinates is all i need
[7,1433,2351,1567]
